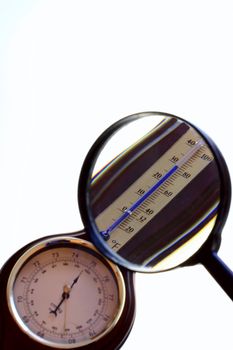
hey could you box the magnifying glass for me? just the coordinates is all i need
[78,111,233,300]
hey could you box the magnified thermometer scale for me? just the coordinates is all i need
[79,112,232,300]
[94,122,220,263]
[100,139,205,240]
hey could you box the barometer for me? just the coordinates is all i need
[1,111,232,350]
[0,232,135,350]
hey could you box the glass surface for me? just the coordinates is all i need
[89,114,221,272]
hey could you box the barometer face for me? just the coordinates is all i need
[7,237,126,348]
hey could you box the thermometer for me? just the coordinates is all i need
[91,117,220,267]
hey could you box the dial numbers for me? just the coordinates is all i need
[7,238,125,348]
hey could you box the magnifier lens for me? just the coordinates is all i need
[79,113,225,273]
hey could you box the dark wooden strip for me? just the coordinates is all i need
[92,119,189,215]
[146,206,218,267]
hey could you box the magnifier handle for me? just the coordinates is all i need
[201,251,233,301]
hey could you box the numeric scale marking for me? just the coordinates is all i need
[7,240,125,348]
[95,128,216,252]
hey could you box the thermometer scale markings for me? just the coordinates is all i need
[100,164,179,239]
[96,129,214,251]
[118,157,198,227]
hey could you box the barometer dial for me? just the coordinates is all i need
[7,237,125,348]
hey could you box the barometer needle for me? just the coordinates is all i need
[70,271,83,289]
[50,271,83,317]
[50,287,70,317]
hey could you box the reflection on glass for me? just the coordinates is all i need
[91,116,221,270]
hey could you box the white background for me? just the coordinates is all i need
[0,1,232,349]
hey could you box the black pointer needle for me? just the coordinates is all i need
[50,288,70,317]
[70,271,83,289]
[50,271,83,317]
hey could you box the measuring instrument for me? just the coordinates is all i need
[0,232,135,349]
[89,116,220,268]
[1,111,232,350]
[78,111,233,300]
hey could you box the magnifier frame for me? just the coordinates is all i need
[78,111,231,273]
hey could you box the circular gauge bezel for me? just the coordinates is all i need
[6,236,126,349]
